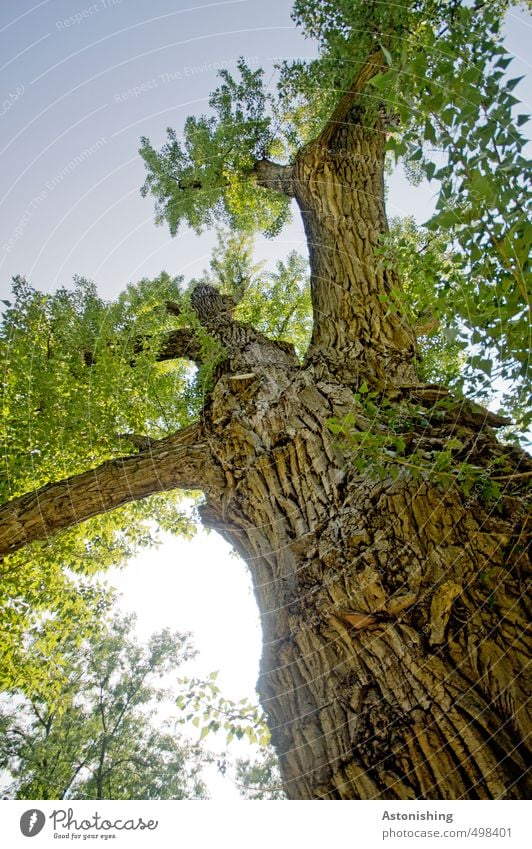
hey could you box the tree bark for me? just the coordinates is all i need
[4,285,528,799]
[289,53,417,388]
[193,317,531,799]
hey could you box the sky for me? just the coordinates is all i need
[1,0,530,801]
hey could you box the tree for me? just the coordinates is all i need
[0,614,207,800]
[235,751,286,800]
[1,0,530,799]
[0,275,196,702]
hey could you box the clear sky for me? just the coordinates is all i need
[1,0,313,293]
[1,0,530,801]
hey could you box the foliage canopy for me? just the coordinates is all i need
[140,0,530,427]
[0,614,207,800]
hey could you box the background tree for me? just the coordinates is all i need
[234,751,286,800]
[0,0,530,799]
[0,613,208,800]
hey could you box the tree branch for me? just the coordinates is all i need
[252,158,295,197]
[317,49,385,148]
[85,327,204,369]
[176,178,202,191]
[188,283,298,372]
[155,328,203,364]
[164,300,182,317]
[0,423,220,558]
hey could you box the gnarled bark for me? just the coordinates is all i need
[291,64,416,386]
[253,158,295,196]
[192,301,531,799]
[2,284,530,800]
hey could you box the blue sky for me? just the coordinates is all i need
[1,0,311,295]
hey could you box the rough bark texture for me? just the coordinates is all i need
[3,314,529,797]
[183,283,530,799]
[200,367,531,799]
[2,54,530,799]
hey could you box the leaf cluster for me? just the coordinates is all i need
[140,59,291,237]
[0,274,198,701]
[327,385,509,502]
[368,3,531,427]
[175,671,270,748]
[234,750,286,800]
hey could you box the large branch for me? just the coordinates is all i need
[83,328,204,368]
[140,328,203,365]
[252,158,295,197]
[0,423,220,558]
[189,283,298,371]
[317,49,385,148]
[289,48,417,385]
[176,156,295,198]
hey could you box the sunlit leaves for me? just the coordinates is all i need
[140,59,291,237]
[0,273,199,700]
[372,4,531,426]
[235,751,286,799]
[175,671,270,748]
[378,217,465,387]
[0,273,197,499]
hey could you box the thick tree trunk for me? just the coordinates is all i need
[201,371,530,798]
[2,306,529,802]
[189,87,530,797]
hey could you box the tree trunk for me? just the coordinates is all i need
[188,95,531,798]
[294,123,417,388]
[1,60,530,800]
[196,334,530,799]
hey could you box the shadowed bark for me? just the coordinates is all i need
[253,159,295,196]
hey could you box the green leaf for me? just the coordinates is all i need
[379,42,393,66]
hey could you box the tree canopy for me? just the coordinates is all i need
[0,613,207,800]
[140,0,530,427]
